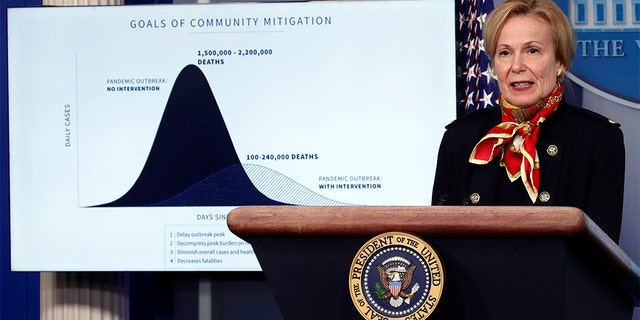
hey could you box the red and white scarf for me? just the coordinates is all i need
[469,83,563,203]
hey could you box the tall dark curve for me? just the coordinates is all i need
[96,64,283,207]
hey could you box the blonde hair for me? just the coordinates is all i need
[484,0,576,70]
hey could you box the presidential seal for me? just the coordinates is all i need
[349,232,444,319]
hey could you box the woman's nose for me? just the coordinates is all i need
[511,54,526,73]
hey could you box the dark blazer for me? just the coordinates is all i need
[431,99,625,242]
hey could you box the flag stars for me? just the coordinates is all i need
[477,13,488,27]
[458,12,466,30]
[459,0,496,113]
[481,64,494,82]
[465,38,477,57]
[478,38,486,54]
[465,64,478,82]
[466,11,478,29]
[480,90,496,108]
[465,92,477,109]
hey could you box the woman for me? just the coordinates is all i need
[431,0,625,242]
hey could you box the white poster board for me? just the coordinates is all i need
[8,0,455,271]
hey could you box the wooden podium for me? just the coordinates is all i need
[227,206,639,320]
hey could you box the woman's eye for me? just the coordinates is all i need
[528,48,540,54]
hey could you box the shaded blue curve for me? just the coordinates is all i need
[242,163,352,206]
[148,164,351,207]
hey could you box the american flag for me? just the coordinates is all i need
[458,0,499,115]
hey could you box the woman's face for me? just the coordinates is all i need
[493,14,564,107]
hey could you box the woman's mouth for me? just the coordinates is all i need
[511,81,534,89]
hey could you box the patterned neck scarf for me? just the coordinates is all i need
[469,83,563,203]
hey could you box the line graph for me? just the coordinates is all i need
[8,0,455,271]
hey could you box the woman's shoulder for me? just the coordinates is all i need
[444,107,500,130]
